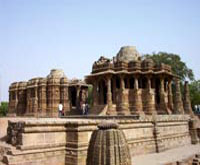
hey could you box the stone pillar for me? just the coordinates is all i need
[147,77,151,90]
[183,81,194,116]
[15,91,18,114]
[118,75,129,115]
[145,76,156,115]
[26,89,30,115]
[106,75,115,115]
[112,78,116,103]
[33,88,38,116]
[92,80,98,106]
[134,76,139,89]
[61,86,70,115]
[159,77,170,114]
[60,77,70,115]
[168,79,174,112]
[131,76,143,115]
[40,85,47,116]
[174,79,184,114]
[38,78,47,117]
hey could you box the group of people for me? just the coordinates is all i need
[58,101,89,117]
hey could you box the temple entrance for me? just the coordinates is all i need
[69,87,77,107]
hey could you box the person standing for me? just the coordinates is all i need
[82,103,86,115]
[58,103,63,117]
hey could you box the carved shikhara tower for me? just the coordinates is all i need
[86,46,191,115]
[8,69,88,117]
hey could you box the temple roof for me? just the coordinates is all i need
[47,69,67,79]
[115,46,140,62]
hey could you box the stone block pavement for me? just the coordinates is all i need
[132,144,200,165]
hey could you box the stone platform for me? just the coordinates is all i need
[0,115,194,165]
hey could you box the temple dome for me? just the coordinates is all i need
[116,46,140,62]
[47,69,67,79]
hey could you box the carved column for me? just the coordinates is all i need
[159,77,169,114]
[106,75,114,115]
[168,79,174,112]
[15,91,18,114]
[40,85,47,116]
[134,76,139,89]
[183,81,194,116]
[145,76,156,115]
[131,76,143,115]
[174,79,184,114]
[33,88,38,116]
[112,78,116,104]
[26,89,30,115]
[118,75,129,115]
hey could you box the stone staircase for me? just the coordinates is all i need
[89,105,108,115]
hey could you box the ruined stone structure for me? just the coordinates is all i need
[87,122,131,165]
[86,46,190,116]
[8,69,88,117]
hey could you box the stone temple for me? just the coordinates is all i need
[86,46,189,116]
[1,46,200,165]
[8,69,88,117]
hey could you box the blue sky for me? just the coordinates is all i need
[0,0,200,101]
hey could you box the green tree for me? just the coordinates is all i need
[189,80,200,110]
[144,52,194,81]
[0,102,8,116]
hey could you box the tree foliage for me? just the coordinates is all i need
[0,102,8,117]
[144,52,194,81]
[189,80,200,110]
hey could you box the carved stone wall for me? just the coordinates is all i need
[8,69,88,117]
[2,115,192,165]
